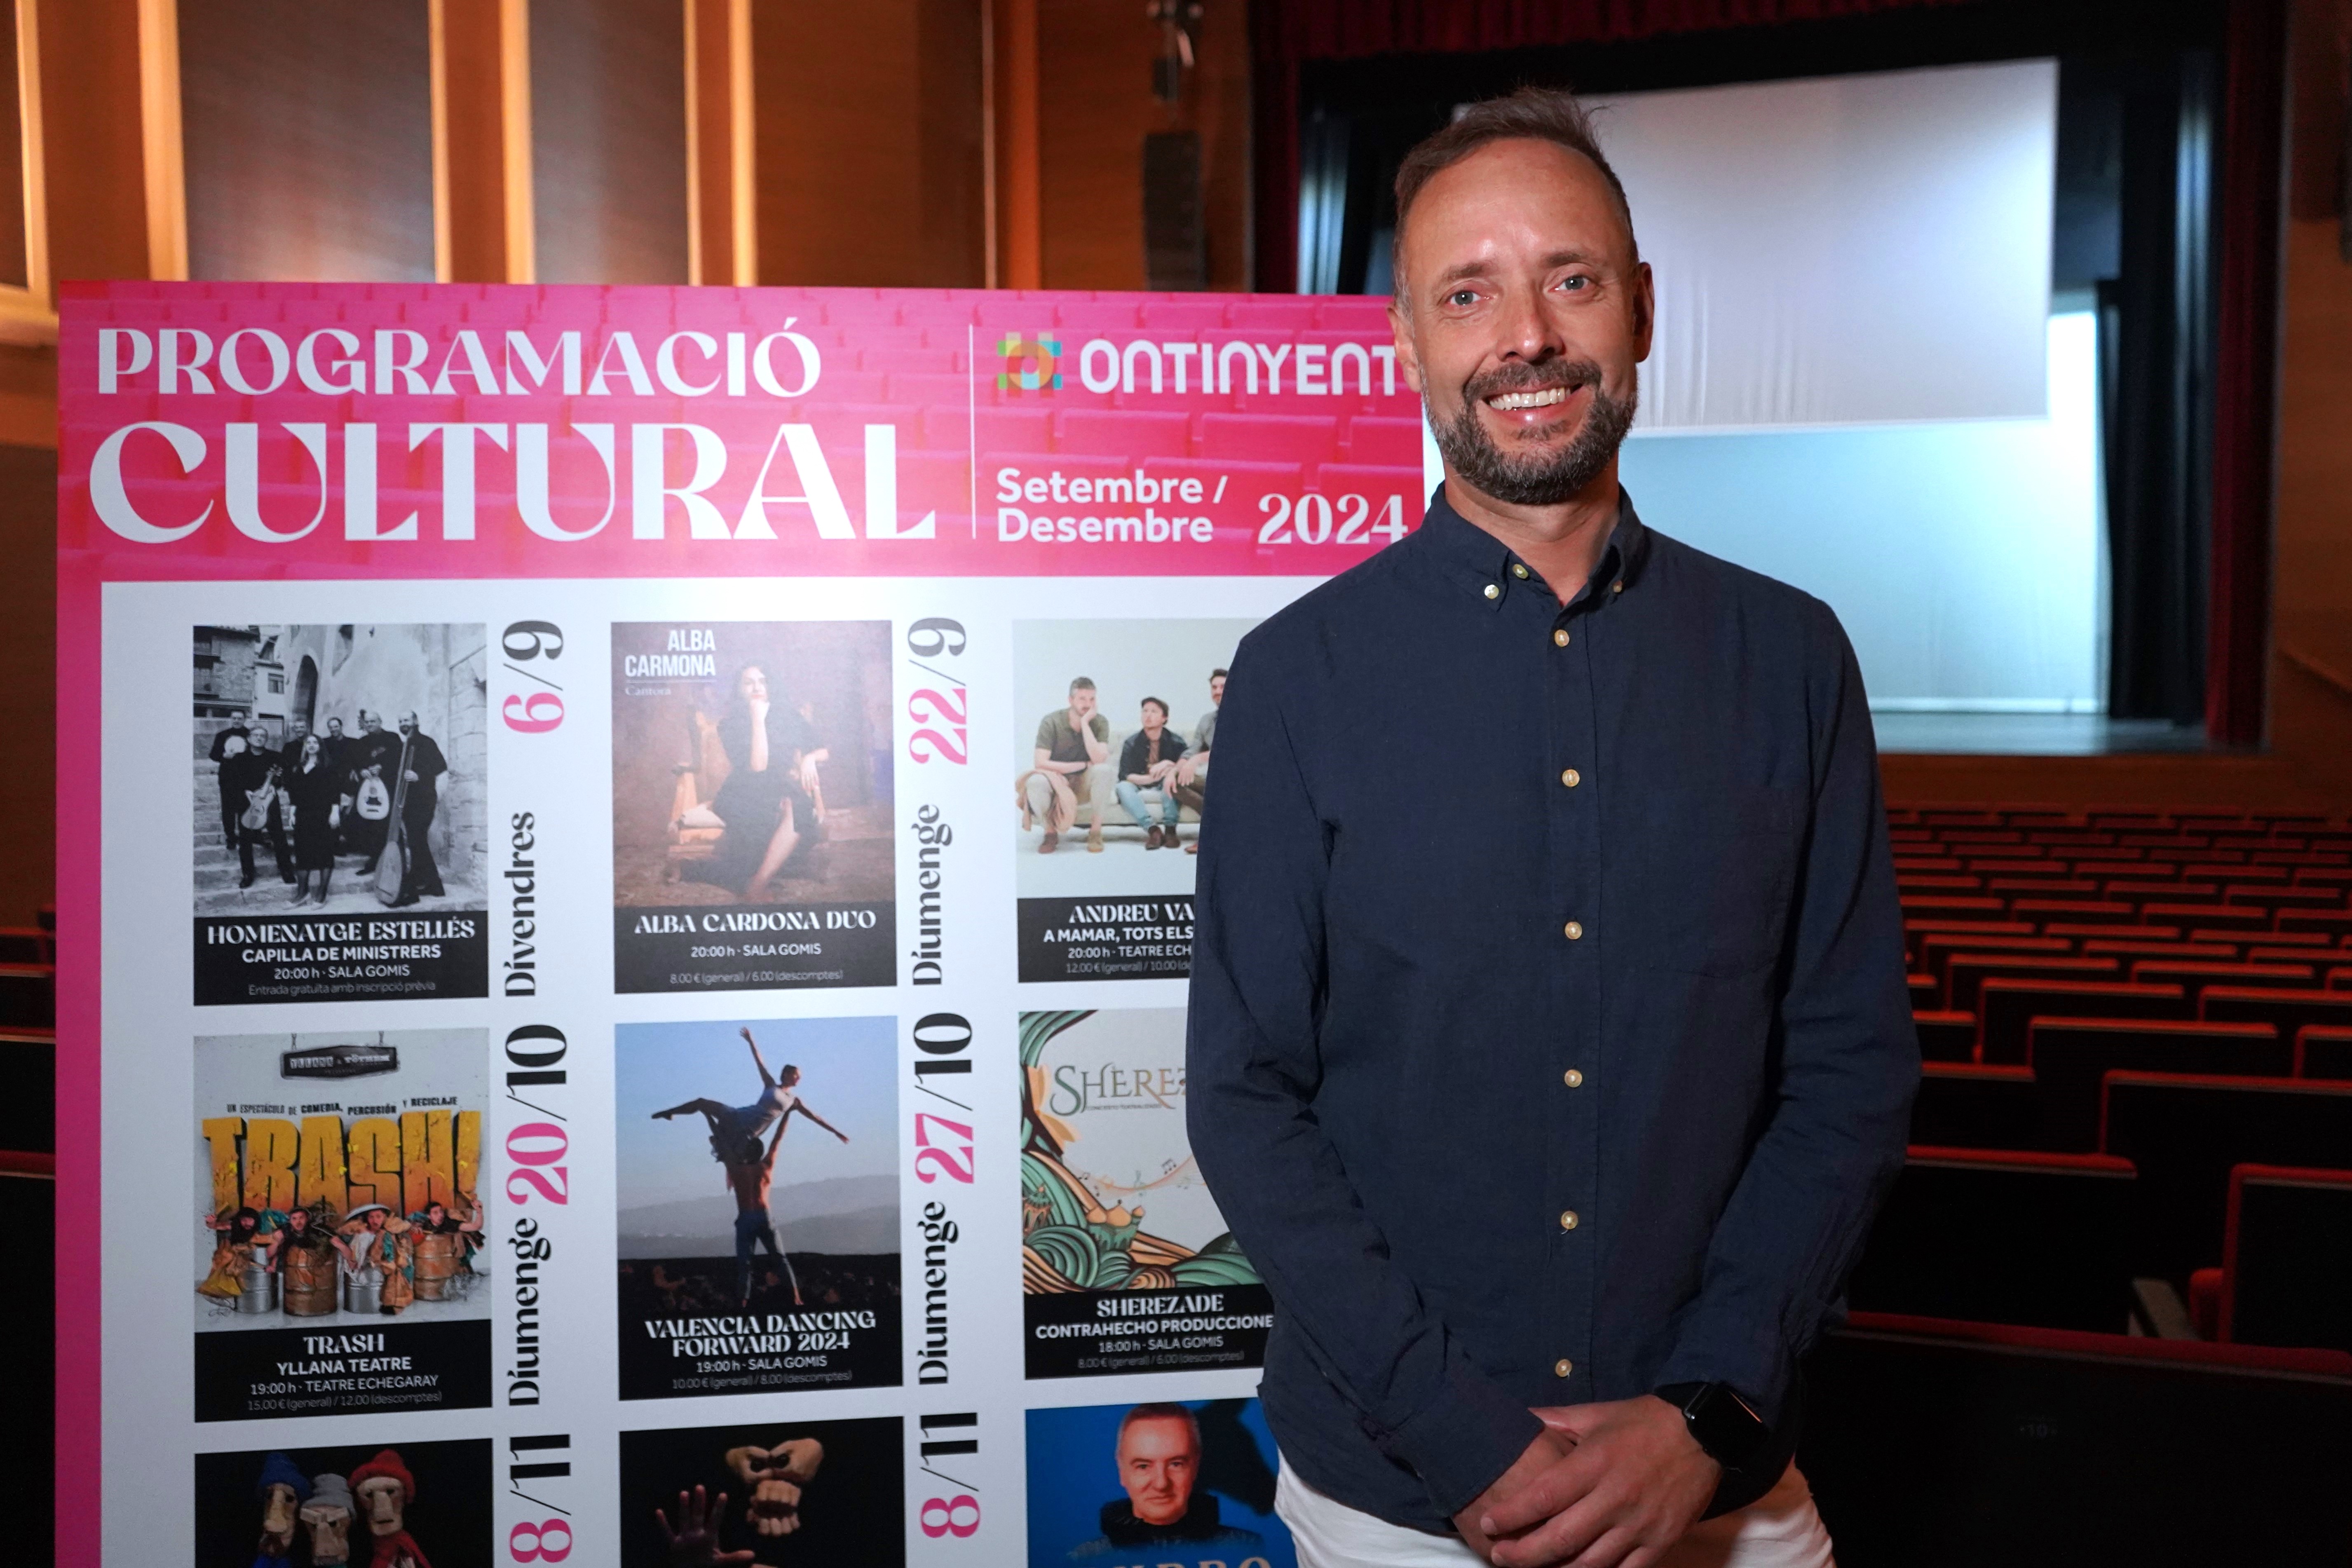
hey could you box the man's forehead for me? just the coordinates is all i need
[1402,138,1632,269]
[1120,1416,1196,1449]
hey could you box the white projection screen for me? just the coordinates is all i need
[1585,59,2057,430]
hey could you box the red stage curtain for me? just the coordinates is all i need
[2206,0,2289,747]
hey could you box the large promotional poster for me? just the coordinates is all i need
[59,279,1426,1566]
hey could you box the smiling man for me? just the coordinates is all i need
[1187,90,1918,1568]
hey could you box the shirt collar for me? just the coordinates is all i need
[1412,483,1649,612]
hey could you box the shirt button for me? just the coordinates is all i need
[1559,768,1581,788]
[1563,1068,1584,1088]
[1512,563,1530,579]
[1564,920,1583,940]
[1559,1209,1580,1230]
[1484,583,1500,600]
[1552,628,1570,647]
[1553,1358,1573,1378]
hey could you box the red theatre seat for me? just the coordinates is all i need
[1911,1011,1975,1063]
[1845,1148,2136,1331]
[2099,1072,2352,1284]
[1945,954,2117,1016]
[1976,979,2186,1064]
[2300,1026,2352,1079]
[2202,985,2352,1039]
[2216,1165,2352,1352]
[1053,408,1193,459]
[0,1030,51,1155]
[2026,1019,2285,1152]
[0,965,53,1030]
[1910,1063,2037,1149]
[1804,1313,2352,1566]
[1195,412,1343,466]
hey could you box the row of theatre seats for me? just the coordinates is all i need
[2,909,53,1563]
[1799,806,2352,1563]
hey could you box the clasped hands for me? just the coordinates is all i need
[1452,1397,1720,1568]
[725,1438,825,1537]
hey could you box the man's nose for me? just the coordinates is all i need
[1493,284,1561,362]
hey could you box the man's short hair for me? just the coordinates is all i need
[1210,668,1228,682]
[1391,87,1637,294]
[1140,696,1169,718]
[1116,1402,1200,1448]
[1069,677,1097,694]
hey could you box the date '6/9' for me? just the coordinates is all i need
[501,619,565,733]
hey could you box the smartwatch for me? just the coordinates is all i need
[1653,1381,1769,1469]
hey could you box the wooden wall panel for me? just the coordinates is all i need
[750,0,983,288]
[532,0,689,284]
[35,0,150,286]
[1035,0,1250,291]
[177,0,436,282]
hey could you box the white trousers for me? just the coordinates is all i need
[1276,1460,1835,1568]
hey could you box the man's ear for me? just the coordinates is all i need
[1631,260,1656,364]
[1387,298,1425,394]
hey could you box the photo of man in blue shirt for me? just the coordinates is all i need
[1188,86,1918,1568]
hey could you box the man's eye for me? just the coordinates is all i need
[1446,289,1477,307]
[1558,275,1590,291]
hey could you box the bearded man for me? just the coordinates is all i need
[1187,89,1916,1568]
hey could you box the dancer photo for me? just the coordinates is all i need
[193,1031,493,1421]
[615,1016,901,1400]
[652,1025,853,1309]
[612,620,896,992]
[1013,618,1255,982]
[193,623,490,1004]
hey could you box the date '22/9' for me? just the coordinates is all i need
[907,616,967,764]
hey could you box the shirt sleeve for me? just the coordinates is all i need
[1033,714,1058,753]
[1652,601,1919,1425]
[1187,641,1543,1519]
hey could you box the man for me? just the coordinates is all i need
[1069,1404,1265,1561]
[211,721,293,889]
[386,709,450,906]
[316,716,354,849]
[1170,669,1224,856]
[1115,697,1190,850]
[727,1120,801,1308]
[335,1204,416,1315]
[348,712,403,874]
[1187,89,1915,1568]
[1024,677,1112,854]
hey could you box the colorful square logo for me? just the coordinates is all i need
[997,332,1063,393]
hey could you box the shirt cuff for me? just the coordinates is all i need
[1653,1295,1817,1429]
[1375,1357,1546,1520]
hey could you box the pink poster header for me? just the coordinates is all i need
[58,281,1428,583]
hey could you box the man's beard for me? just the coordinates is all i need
[1430,360,1638,507]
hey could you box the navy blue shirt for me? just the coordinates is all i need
[1186,487,1917,1533]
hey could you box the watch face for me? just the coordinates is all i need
[1690,1385,1770,1467]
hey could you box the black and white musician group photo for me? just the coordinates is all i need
[193,624,488,916]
